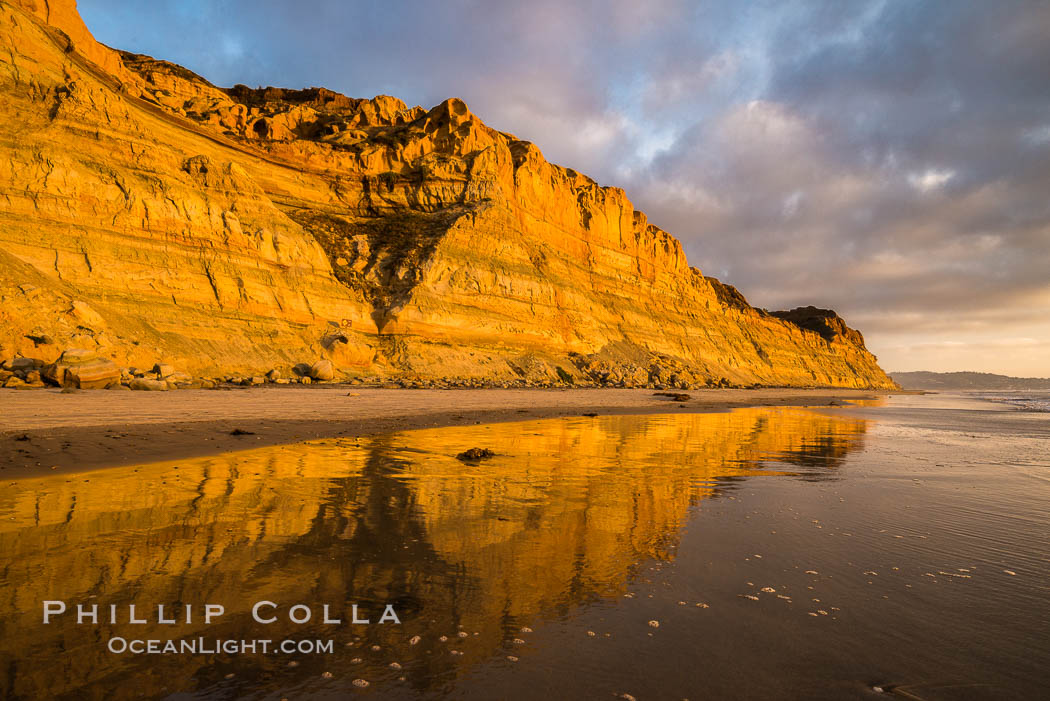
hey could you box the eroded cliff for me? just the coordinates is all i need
[0,0,896,388]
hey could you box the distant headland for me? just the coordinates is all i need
[890,371,1050,390]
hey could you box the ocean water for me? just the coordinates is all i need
[0,396,1046,699]
[976,390,1050,414]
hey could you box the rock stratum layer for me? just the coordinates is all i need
[0,0,895,389]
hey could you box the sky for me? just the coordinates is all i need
[79,0,1050,376]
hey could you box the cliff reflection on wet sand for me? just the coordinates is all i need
[0,408,866,700]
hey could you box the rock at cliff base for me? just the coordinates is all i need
[309,359,335,381]
[43,349,120,389]
[67,360,120,389]
[129,378,170,391]
[57,349,97,364]
[6,357,40,373]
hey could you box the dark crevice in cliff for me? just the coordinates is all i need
[286,206,465,334]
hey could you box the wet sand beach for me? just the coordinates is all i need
[0,387,884,474]
[1,392,1046,700]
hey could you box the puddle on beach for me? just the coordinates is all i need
[0,402,1046,699]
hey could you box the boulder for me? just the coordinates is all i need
[5,357,41,375]
[456,448,495,461]
[129,378,170,391]
[43,349,120,389]
[66,359,120,389]
[152,363,175,377]
[165,372,193,384]
[57,349,97,364]
[309,359,334,381]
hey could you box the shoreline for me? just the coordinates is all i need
[0,387,894,476]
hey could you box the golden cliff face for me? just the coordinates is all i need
[0,0,896,388]
[0,408,869,699]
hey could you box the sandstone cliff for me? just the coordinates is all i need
[0,0,896,389]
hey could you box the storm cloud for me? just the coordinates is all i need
[80,0,1050,375]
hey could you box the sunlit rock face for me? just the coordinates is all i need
[0,0,895,388]
[0,408,868,699]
